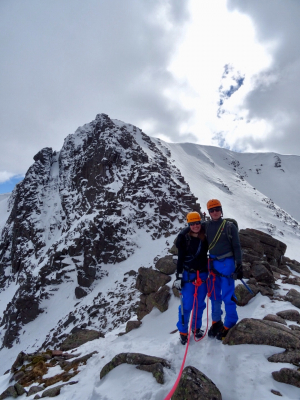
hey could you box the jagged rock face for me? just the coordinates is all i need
[0,113,200,348]
[239,228,287,267]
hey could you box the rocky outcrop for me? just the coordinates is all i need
[263,314,287,325]
[222,314,300,389]
[223,318,300,349]
[60,328,104,351]
[232,229,296,306]
[172,366,222,400]
[125,320,142,333]
[0,349,97,399]
[272,369,300,388]
[268,349,300,366]
[136,267,171,295]
[239,228,286,267]
[136,266,173,320]
[276,309,300,323]
[155,255,177,275]
[285,289,300,309]
[283,257,300,273]
[100,353,171,384]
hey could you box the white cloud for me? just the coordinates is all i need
[0,171,16,184]
[224,0,300,154]
[167,0,273,148]
[0,0,191,175]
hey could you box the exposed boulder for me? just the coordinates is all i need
[172,366,222,400]
[251,262,275,285]
[74,287,88,299]
[283,257,300,273]
[223,318,300,349]
[271,389,283,396]
[145,285,171,313]
[272,368,300,388]
[60,328,104,351]
[100,353,170,384]
[13,383,26,396]
[239,229,286,267]
[268,349,300,366]
[285,289,300,309]
[137,286,171,320]
[234,283,257,306]
[0,385,18,399]
[27,386,44,397]
[125,320,142,333]
[136,267,171,295]
[136,267,172,319]
[263,314,287,325]
[282,277,300,286]
[155,255,177,275]
[40,381,78,398]
[290,325,300,331]
[276,309,300,323]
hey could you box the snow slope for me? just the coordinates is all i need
[154,141,300,260]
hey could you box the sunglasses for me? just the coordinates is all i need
[208,207,222,213]
[189,221,201,226]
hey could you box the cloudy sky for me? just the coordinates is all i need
[1,0,300,193]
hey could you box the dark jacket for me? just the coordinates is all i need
[176,227,208,275]
[202,218,242,264]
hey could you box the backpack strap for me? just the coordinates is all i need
[208,219,227,251]
[225,220,233,241]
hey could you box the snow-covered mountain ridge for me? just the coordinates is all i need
[0,113,200,350]
[0,113,300,399]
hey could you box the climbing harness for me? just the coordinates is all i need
[164,272,209,400]
[208,256,254,297]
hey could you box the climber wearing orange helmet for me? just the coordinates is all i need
[202,199,242,340]
[174,211,208,345]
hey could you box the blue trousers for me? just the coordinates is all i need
[177,271,208,334]
[209,256,238,329]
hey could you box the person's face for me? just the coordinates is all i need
[189,221,201,232]
[208,207,222,221]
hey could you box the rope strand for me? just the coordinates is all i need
[164,275,209,399]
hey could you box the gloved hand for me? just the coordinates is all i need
[174,273,183,290]
[233,264,243,280]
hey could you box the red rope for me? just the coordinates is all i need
[164,274,209,400]
[192,273,209,342]
[207,259,216,300]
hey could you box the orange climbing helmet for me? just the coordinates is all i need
[207,199,222,210]
[186,211,201,224]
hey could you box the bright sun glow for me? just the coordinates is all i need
[166,0,274,149]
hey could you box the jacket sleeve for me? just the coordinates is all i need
[231,224,242,265]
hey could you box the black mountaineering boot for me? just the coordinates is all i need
[208,320,223,338]
[180,333,188,345]
[193,328,204,339]
[216,326,230,341]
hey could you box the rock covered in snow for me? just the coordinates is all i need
[0,113,200,348]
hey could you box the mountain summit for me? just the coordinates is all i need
[0,113,199,348]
